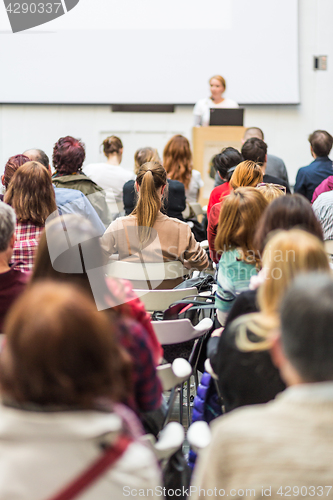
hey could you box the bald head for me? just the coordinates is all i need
[243,127,264,142]
[23,149,50,169]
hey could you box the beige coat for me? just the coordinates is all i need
[101,212,208,271]
[192,383,333,499]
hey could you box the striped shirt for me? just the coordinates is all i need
[312,190,333,240]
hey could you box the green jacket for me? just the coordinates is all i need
[52,173,111,227]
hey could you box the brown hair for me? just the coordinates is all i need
[308,130,333,157]
[215,187,268,266]
[31,214,128,315]
[132,162,167,243]
[134,147,160,175]
[229,160,263,190]
[163,135,192,189]
[4,161,57,226]
[103,135,123,158]
[0,282,131,408]
[209,75,226,91]
[3,154,30,189]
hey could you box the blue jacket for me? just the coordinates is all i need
[294,156,333,201]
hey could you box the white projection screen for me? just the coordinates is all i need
[0,0,299,104]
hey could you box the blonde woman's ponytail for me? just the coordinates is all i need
[132,162,167,243]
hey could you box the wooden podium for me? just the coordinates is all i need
[192,126,245,207]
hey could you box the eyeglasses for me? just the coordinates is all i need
[256,182,286,194]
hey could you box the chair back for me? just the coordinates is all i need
[134,287,197,312]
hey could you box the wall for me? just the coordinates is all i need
[0,0,332,185]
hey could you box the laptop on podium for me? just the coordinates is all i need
[209,108,244,126]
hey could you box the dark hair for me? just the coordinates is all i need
[308,130,333,157]
[3,154,30,189]
[4,161,57,226]
[52,136,86,175]
[0,281,131,407]
[280,273,333,382]
[103,136,123,158]
[254,194,324,254]
[241,138,267,165]
[132,162,168,243]
[31,214,128,314]
[24,149,50,168]
[213,147,243,180]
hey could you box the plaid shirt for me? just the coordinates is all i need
[12,222,44,273]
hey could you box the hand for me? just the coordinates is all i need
[211,327,224,338]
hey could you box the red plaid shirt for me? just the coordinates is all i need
[12,222,44,273]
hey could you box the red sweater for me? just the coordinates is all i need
[207,182,231,218]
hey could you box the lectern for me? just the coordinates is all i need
[192,126,246,207]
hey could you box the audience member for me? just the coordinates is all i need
[311,174,333,203]
[31,214,163,412]
[83,135,135,216]
[0,281,161,499]
[52,136,111,226]
[193,272,333,497]
[4,161,58,272]
[313,190,333,241]
[123,147,186,220]
[163,135,203,204]
[241,137,290,192]
[214,187,268,325]
[101,162,208,285]
[1,155,30,200]
[0,203,28,331]
[211,229,330,412]
[208,160,263,263]
[294,130,333,201]
[256,182,286,202]
[207,147,243,218]
[24,148,105,233]
[254,193,323,254]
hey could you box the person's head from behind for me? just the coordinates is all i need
[4,161,57,226]
[163,135,192,189]
[254,194,323,254]
[241,138,267,166]
[209,75,226,101]
[243,127,264,143]
[52,136,85,175]
[23,149,50,170]
[308,130,333,158]
[133,161,167,243]
[0,202,16,262]
[2,154,30,190]
[272,273,333,386]
[235,231,330,352]
[256,183,286,203]
[213,147,243,182]
[134,147,160,175]
[215,187,268,264]
[258,230,330,319]
[0,282,131,408]
[102,135,123,163]
[229,160,263,190]
[31,214,119,310]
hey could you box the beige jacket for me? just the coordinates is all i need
[101,212,208,271]
[192,383,333,499]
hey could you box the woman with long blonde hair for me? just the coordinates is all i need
[163,135,203,203]
[211,229,331,413]
[123,147,186,219]
[101,161,208,284]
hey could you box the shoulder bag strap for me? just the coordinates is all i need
[46,434,132,500]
